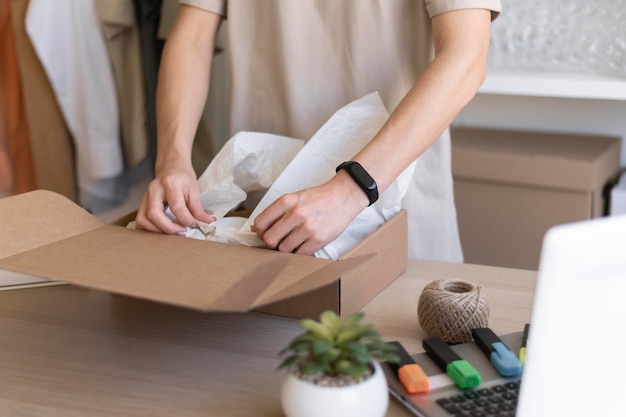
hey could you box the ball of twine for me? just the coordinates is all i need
[417,278,489,344]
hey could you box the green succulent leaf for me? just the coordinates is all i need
[333,359,353,374]
[319,347,342,363]
[301,361,326,376]
[345,341,369,364]
[300,319,333,342]
[279,334,316,355]
[288,340,314,353]
[319,310,342,336]
[342,312,364,328]
[336,326,378,344]
[372,351,401,363]
[311,339,333,355]
[344,363,369,380]
[277,355,303,369]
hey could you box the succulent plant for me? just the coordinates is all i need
[278,310,399,383]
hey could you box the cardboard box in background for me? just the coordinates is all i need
[451,127,621,271]
[0,190,407,320]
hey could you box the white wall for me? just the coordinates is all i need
[456,0,626,167]
[455,80,626,167]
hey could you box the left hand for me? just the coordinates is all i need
[252,175,368,255]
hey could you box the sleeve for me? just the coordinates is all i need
[425,0,501,21]
[179,0,226,17]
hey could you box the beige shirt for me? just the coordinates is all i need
[178,0,501,261]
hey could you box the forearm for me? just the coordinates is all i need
[352,9,491,193]
[155,6,221,173]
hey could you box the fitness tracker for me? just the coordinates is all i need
[335,161,379,206]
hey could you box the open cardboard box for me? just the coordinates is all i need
[0,190,407,319]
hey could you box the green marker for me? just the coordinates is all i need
[423,337,481,389]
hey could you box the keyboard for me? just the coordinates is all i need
[434,380,521,417]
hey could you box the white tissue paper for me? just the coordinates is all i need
[181,132,304,246]
[179,92,415,260]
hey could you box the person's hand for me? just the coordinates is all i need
[252,173,369,255]
[135,160,215,234]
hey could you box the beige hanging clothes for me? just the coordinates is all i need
[96,0,149,169]
[10,0,75,201]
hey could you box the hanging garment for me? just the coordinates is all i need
[133,0,165,164]
[10,0,75,200]
[0,0,15,195]
[0,0,36,196]
[0,102,13,194]
[26,0,127,210]
[96,0,149,170]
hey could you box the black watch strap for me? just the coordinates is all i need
[336,161,379,206]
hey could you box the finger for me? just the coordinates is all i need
[278,225,326,256]
[148,205,187,234]
[164,189,199,229]
[291,239,321,256]
[253,202,289,248]
[140,183,187,234]
[187,188,216,224]
[276,230,307,254]
[253,200,302,252]
[135,192,173,233]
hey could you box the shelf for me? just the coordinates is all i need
[478,71,626,101]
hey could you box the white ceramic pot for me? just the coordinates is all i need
[280,361,389,417]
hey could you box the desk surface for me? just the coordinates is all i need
[0,259,536,417]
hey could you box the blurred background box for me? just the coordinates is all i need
[451,127,621,270]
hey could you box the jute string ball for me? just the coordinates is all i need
[417,278,489,344]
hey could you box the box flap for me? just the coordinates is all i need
[251,253,376,308]
[0,190,103,259]
[0,190,373,311]
[451,127,621,191]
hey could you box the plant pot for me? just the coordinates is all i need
[280,361,389,417]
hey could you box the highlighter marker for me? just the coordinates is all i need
[471,327,522,377]
[519,323,530,366]
[422,337,481,390]
[386,341,429,393]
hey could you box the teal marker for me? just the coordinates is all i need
[423,337,481,389]
[471,327,522,377]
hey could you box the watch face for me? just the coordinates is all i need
[348,162,377,191]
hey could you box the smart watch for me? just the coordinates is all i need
[335,161,379,206]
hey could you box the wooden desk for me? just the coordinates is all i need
[0,259,536,416]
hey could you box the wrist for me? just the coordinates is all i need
[155,148,192,173]
[335,161,379,206]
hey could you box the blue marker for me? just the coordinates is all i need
[471,327,522,377]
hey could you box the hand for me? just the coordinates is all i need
[252,174,369,255]
[135,161,215,234]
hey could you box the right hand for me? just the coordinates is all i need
[135,160,215,234]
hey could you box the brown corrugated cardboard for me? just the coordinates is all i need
[0,190,407,319]
[452,127,621,270]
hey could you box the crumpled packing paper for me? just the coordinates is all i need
[165,92,415,260]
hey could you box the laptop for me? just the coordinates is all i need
[384,214,626,417]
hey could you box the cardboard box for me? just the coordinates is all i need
[451,127,621,270]
[0,190,407,319]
